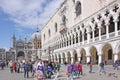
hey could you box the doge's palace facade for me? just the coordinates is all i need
[41,0,120,64]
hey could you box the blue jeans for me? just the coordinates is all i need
[68,72,73,78]
[114,64,119,70]
[89,67,92,73]
[24,70,29,78]
[100,67,105,73]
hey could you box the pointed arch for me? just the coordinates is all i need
[101,20,106,35]
[80,48,86,64]
[102,43,114,64]
[109,16,115,33]
[90,46,98,64]
[94,24,99,37]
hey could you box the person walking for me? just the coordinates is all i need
[114,60,119,70]
[9,61,13,73]
[88,61,93,73]
[36,59,44,80]
[73,62,78,77]
[23,62,29,78]
[67,63,73,78]
[13,61,17,72]
[99,61,106,75]
[16,61,20,73]
[77,62,82,76]
[56,62,61,72]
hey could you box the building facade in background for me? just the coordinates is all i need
[0,48,6,60]
[11,29,41,61]
[41,0,120,64]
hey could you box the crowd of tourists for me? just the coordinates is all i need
[8,59,61,80]
[0,59,119,80]
[0,60,6,69]
[66,60,120,79]
[34,59,61,80]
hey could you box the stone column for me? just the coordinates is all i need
[105,21,109,39]
[77,31,80,43]
[78,57,81,62]
[82,34,84,45]
[87,32,91,44]
[61,58,64,64]
[86,55,91,63]
[68,37,70,46]
[70,50,74,63]
[86,26,91,44]
[114,19,118,36]
[74,33,76,44]
[57,54,59,63]
[114,54,118,62]
[82,29,85,45]
[98,54,102,64]
[66,57,68,63]
[71,57,74,63]
[98,23,102,40]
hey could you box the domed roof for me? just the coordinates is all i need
[30,28,41,41]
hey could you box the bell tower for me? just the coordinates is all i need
[12,34,16,48]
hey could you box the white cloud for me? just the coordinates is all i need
[0,0,63,29]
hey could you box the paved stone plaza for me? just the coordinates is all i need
[0,65,120,80]
[57,65,120,80]
[0,68,34,80]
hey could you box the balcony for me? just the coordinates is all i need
[59,23,67,34]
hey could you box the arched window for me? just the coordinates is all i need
[55,23,57,32]
[70,36,71,45]
[84,29,87,40]
[73,34,75,44]
[48,29,51,37]
[108,49,112,60]
[80,31,82,42]
[62,15,66,25]
[101,20,106,35]
[95,24,99,37]
[109,17,115,33]
[75,1,81,16]
[67,37,68,46]
[76,33,78,43]
[44,34,45,40]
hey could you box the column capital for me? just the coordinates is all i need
[114,19,119,23]
[86,27,91,33]
[86,54,91,57]
[98,54,102,56]
[105,19,110,26]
